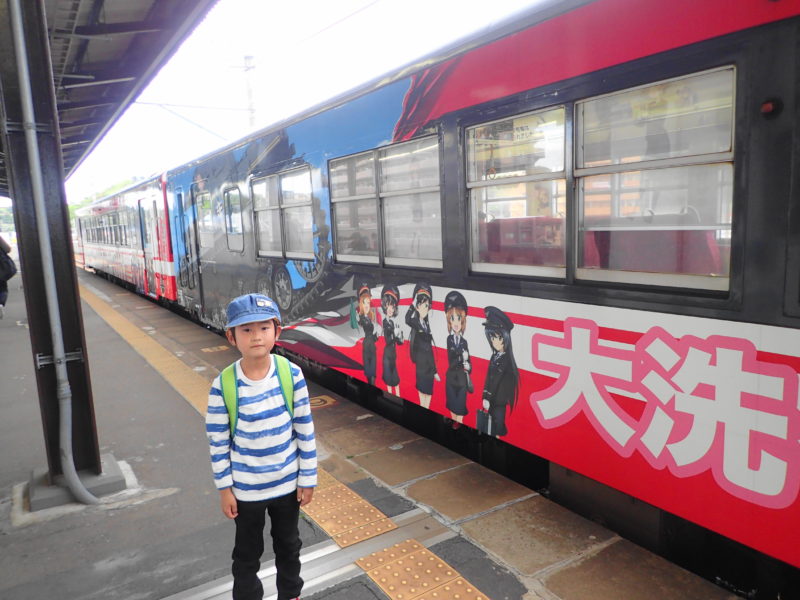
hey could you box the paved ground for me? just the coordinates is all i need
[0,269,738,600]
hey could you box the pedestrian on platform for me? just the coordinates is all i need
[205,293,317,600]
[0,234,15,319]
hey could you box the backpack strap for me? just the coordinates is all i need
[220,356,294,438]
[220,362,239,436]
[273,354,294,418]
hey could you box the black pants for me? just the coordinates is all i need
[232,492,303,600]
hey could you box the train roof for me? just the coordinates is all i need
[163,0,591,174]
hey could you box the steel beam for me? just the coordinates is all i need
[0,0,101,477]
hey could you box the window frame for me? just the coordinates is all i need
[465,106,568,279]
[329,135,444,270]
[462,66,736,292]
[250,166,315,261]
[329,150,380,265]
[574,66,735,292]
[223,186,245,253]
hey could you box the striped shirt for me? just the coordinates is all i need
[205,357,317,501]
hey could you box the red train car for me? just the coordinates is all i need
[78,1,800,594]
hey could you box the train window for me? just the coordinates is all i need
[196,192,214,248]
[281,169,314,260]
[224,188,244,252]
[379,137,443,268]
[128,208,137,247]
[251,168,314,260]
[330,138,443,268]
[576,68,734,290]
[467,107,567,277]
[330,152,379,264]
[252,176,282,257]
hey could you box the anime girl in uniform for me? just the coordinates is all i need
[480,306,519,437]
[357,283,378,385]
[444,291,472,425]
[405,282,438,408]
[381,284,403,396]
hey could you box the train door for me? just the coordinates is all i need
[138,198,158,298]
[175,189,195,292]
[180,182,207,316]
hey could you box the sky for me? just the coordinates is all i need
[1,0,545,207]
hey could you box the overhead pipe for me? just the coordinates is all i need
[8,0,98,505]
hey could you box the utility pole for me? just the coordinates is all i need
[244,55,255,129]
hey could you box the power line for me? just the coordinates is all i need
[151,104,228,140]
[135,101,250,112]
[298,0,383,43]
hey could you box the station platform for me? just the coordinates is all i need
[0,269,738,600]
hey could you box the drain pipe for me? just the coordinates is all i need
[8,0,98,505]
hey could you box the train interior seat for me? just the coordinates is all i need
[478,214,724,275]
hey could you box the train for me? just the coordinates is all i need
[74,0,800,595]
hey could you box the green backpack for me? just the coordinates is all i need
[220,354,294,435]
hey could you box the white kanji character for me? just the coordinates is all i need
[531,318,638,449]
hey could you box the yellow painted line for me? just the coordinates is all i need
[79,283,211,415]
[201,345,230,353]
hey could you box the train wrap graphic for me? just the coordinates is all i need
[75,0,800,571]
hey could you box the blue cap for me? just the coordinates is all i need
[226,293,281,329]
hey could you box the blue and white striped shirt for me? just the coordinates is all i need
[205,357,317,501]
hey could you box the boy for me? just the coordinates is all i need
[205,293,317,600]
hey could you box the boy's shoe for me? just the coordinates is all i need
[0,304,4,319]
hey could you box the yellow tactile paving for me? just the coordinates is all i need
[306,498,387,536]
[359,540,489,600]
[301,468,396,547]
[302,483,363,515]
[415,577,488,600]
[313,467,339,490]
[333,517,397,547]
[357,539,425,570]
[366,547,459,600]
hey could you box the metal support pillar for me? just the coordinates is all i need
[0,0,101,481]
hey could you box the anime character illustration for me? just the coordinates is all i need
[356,283,378,385]
[380,284,403,395]
[479,306,519,437]
[405,282,439,408]
[444,291,472,425]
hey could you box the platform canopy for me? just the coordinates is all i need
[0,0,218,197]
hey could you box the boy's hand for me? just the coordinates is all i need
[220,488,238,519]
[297,487,314,507]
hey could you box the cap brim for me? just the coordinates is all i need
[226,314,280,329]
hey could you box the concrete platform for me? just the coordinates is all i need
[0,270,744,600]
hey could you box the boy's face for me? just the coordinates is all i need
[226,319,280,362]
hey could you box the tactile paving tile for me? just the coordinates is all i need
[301,468,398,547]
[365,547,459,600]
[334,517,397,547]
[302,482,362,516]
[313,468,339,490]
[414,577,488,600]
[305,497,387,536]
[357,539,424,570]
